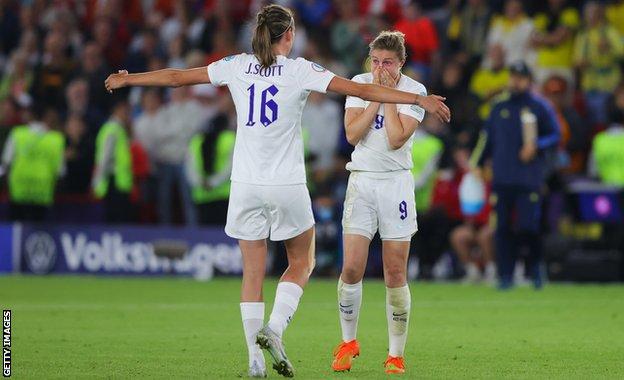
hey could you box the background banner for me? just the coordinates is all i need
[15,224,241,276]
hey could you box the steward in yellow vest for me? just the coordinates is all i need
[2,112,65,221]
[411,130,443,213]
[591,124,624,186]
[185,114,235,225]
[91,100,133,223]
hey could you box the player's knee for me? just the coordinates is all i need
[290,255,314,276]
[341,266,364,283]
[384,265,407,287]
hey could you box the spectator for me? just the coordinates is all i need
[185,113,235,226]
[92,16,126,69]
[92,99,134,224]
[0,98,25,132]
[476,61,560,289]
[412,142,465,280]
[449,147,496,283]
[0,50,34,104]
[486,0,534,67]
[294,0,333,30]
[301,91,341,179]
[133,88,164,166]
[470,44,510,121]
[0,0,20,58]
[61,115,93,195]
[303,37,348,81]
[450,220,495,284]
[167,34,187,69]
[16,30,40,68]
[574,1,624,126]
[433,60,481,146]
[64,78,104,137]
[151,86,209,225]
[205,32,238,64]
[125,29,162,74]
[76,42,112,116]
[541,75,588,175]
[589,83,624,186]
[530,0,580,85]
[159,1,191,48]
[606,0,624,37]
[331,0,367,77]
[447,0,492,67]
[1,105,65,222]
[30,30,74,110]
[394,0,439,79]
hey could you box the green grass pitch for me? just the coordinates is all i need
[1,276,623,379]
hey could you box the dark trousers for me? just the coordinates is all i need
[104,186,132,224]
[411,207,459,279]
[493,185,542,285]
[9,203,49,222]
[196,200,229,226]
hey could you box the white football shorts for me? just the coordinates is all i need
[342,170,417,241]
[225,181,315,241]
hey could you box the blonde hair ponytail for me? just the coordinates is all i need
[252,5,294,68]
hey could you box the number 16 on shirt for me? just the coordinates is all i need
[246,84,279,127]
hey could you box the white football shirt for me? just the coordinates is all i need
[345,73,426,172]
[207,53,335,185]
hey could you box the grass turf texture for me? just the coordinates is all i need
[1,276,623,379]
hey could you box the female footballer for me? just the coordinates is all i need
[331,31,426,375]
[105,6,449,378]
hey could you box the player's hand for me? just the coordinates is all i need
[372,66,381,85]
[105,70,129,93]
[419,94,451,123]
[519,144,537,163]
[380,69,398,88]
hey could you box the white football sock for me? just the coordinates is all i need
[386,285,411,357]
[267,282,303,338]
[240,302,265,368]
[337,278,362,342]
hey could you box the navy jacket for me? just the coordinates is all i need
[478,91,560,190]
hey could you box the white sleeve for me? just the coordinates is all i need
[207,54,239,86]
[344,74,366,109]
[296,58,336,93]
[398,84,427,122]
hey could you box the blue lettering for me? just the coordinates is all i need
[244,63,283,77]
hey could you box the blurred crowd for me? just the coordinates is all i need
[1,0,624,279]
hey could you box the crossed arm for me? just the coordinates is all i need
[344,104,419,149]
[105,68,450,123]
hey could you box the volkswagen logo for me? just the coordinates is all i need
[24,232,57,274]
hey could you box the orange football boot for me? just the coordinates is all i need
[331,339,360,372]
[384,355,405,374]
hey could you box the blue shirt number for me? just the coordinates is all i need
[246,84,279,127]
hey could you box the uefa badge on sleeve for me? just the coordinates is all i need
[311,62,326,72]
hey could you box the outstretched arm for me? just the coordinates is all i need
[327,76,451,123]
[105,67,210,92]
